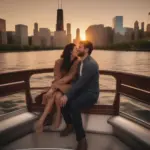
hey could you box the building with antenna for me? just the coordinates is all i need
[30,0,72,48]
[53,0,72,48]
[56,0,64,31]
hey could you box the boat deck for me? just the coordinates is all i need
[2,132,131,150]
[0,112,132,150]
[0,69,149,150]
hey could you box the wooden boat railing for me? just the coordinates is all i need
[0,68,150,118]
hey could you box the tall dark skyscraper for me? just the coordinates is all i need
[56,0,64,31]
[113,16,125,43]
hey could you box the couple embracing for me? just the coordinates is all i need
[36,40,100,150]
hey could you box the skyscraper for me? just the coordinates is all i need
[0,19,6,32]
[146,24,150,39]
[32,22,41,46]
[67,23,71,35]
[76,28,80,41]
[141,22,144,32]
[148,12,150,24]
[124,27,134,42]
[147,24,150,32]
[140,22,145,39]
[0,18,7,44]
[147,13,150,32]
[134,21,139,40]
[7,31,15,44]
[104,27,113,46]
[113,16,125,43]
[56,0,64,31]
[39,28,51,47]
[15,24,28,45]
[86,25,105,47]
[113,16,124,34]
[53,0,70,48]
[73,28,81,47]
[67,23,71,43]
[34,23,38,36]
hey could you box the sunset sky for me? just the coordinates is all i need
[0,0,150,40]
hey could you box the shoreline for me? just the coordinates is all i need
[0,40,150,53]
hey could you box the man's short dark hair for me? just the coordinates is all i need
[80,40,93,55]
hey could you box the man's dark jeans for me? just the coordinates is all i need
[61,91,99,141]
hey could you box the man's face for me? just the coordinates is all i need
[77,43,86,57]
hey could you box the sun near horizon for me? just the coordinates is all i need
[80,33,86,40]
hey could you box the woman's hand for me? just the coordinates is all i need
[48,88,55,95]
[43,88,55,100]
[51,83,58,89]
[52,79,65,85]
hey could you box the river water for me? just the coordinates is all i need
[0,50,150,123]
[0,50,150,75]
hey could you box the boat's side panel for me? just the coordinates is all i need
[108,116,150,150]
[0,112,38,147]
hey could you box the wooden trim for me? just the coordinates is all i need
[0,108,27,121]
[120,85,150,105]
[0,68,54,84]
[113,79,121,115]
[31,103,115,115]
[0,81,26,97]
[82,105,115,115]
[0,68,150,116]
[30,87,116,93]
[25,78,32,112]
[120,75,150,92]
[120,111,150,129]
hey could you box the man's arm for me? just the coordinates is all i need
[65,63,97,100]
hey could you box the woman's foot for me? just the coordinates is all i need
[35,120,44,133]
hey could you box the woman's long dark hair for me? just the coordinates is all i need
[61,43,76,72]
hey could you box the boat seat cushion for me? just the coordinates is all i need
[108,116,150,150]
[0,112,38,146]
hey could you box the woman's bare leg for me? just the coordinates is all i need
[42,88,55,105]
[42,94,47,105]
[35,93,56,133]
[52,92,63,129]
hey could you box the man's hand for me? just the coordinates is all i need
[60,95,68,107]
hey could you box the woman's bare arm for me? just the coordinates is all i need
[54,59,80,84]
[52,59,62,83]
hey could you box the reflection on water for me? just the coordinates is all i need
[0,50,150,123]
[0,50,150,76]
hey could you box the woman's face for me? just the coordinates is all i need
[71,46,78,58]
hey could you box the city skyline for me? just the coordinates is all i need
[0,0,150,40]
